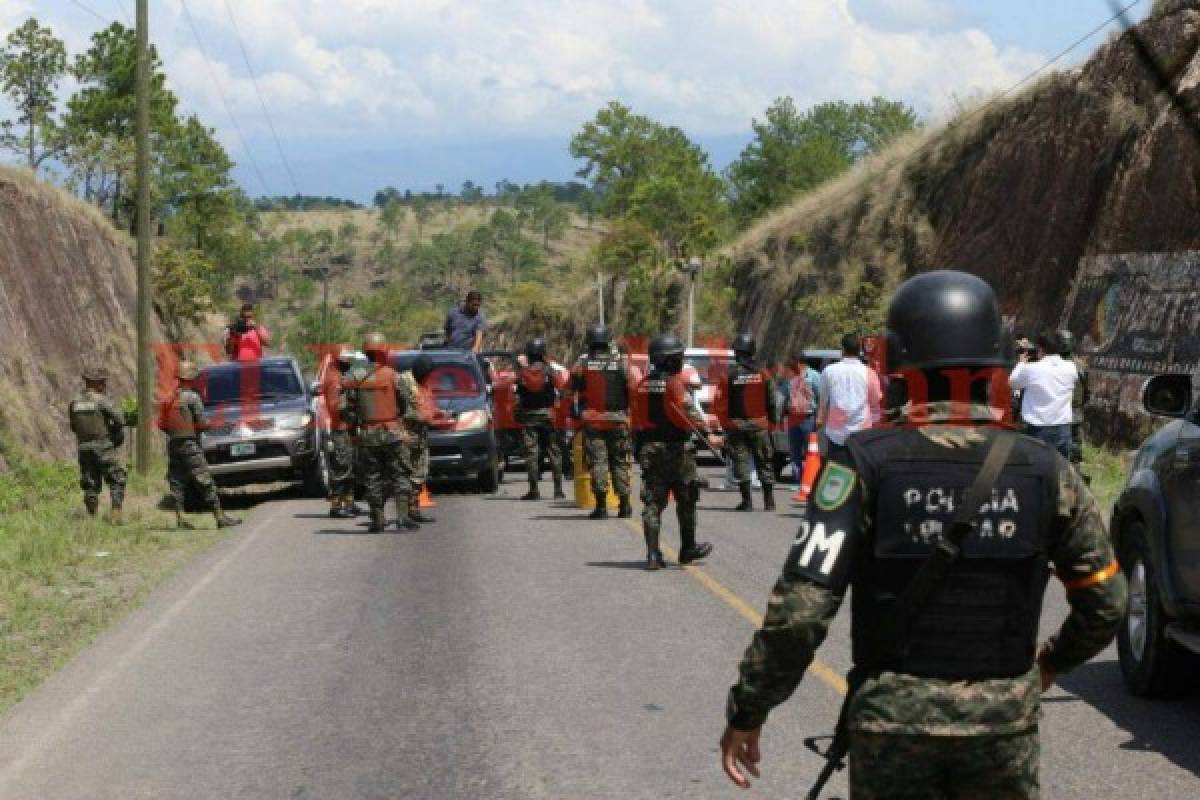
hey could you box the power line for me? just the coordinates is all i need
[222,0,302,197]
[67,0,111,25]
[178,0,272,196]
[113,0,133,26]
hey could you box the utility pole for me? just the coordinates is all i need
[134,0,153,474]
[597,272,605,326]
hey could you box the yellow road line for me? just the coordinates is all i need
[623,519,848,696]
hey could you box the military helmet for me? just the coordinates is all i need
[586,324,613,351]
[1056,329,1075,356]
[886,270,1010,372]
[363,332,388,361]
[177,360,200,381]
[732,333,756,357]
[412,354,434,381]
[649,333,685,370]
[525,337,547,360]
[82,366,108,383]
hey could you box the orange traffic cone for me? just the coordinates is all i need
[419,485,436,508]
[792,433,822,504]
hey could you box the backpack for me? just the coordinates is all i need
[789,372,814,417]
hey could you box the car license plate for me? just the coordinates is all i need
[230,442,256,458]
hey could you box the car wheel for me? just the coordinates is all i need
[477,459,499,494]
[1117,518,1191,697]
[302,448,331,499]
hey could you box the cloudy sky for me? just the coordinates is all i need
[5,0,1153,200]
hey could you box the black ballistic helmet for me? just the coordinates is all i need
[732,333,756,357]
[525,337,547,360]
[1056,329,1075,356]
[586,324,613,351]
[649,333,685,371]
[886,270,1011,371]
[412,354,434,381]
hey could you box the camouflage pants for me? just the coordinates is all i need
[727,427,773,487]
[638,441,699,551]
[78,443,127,508]
[411,429,430,486]
[849,729,1039,799]
[520,412,562,486]
[327,429,356,498]
[358,439,413,512]
[166,438,219,512]
[584,426,632,499]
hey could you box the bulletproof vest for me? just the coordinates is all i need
[582,355,629,413]
[69,392,108,443]
[357,365,401,425]
[727,360,768,421]
[517,363,557,411]
[849,428,1056,680]
[639,369,691,443]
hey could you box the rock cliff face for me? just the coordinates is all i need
[0,167,142,461]
[728,0,1200,444]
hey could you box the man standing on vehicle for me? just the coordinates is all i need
[719,271,1125,798]
[341,333,419,532]
[1009,333,1078,460]
[715,333,778,512]
[517,337,567,501]
[159,360,241,530]
[571,324,634,520]
[817,333,882,462]
[224,303,271,362]
[444,289,487,353]
[325,349,359,519]
[68,365,127,523]
[635,333,723,570]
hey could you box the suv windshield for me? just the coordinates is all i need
[200,363,303,407]
[392,355,484,398]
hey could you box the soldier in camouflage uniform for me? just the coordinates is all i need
[516,337,566,501]
[1058,330,1090,470]
[159,360,241,529]
[570,324,634,520]
[715,333,777,512]
[634,334,724,570]
[325,349,359,519]
[721,272,1126,798]
[340,333,419,532]
[404,354,440,525]
[68,366,128,522]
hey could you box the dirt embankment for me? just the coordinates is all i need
[0,167,146,462]
[728,0,1200,444]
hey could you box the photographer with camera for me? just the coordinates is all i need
[224,303,272,362]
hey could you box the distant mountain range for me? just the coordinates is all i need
[232,133,752,204]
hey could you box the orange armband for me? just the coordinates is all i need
[1059,560,1120,592]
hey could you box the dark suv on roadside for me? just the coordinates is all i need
[1111,372,1200,696]
[196,357,328,499]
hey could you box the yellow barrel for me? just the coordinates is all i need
[573,431,620,509]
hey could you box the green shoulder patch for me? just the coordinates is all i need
[814,462,856,511]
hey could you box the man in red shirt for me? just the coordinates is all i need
[224,303,272,362]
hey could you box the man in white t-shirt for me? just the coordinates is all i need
[1009,333,1078,459]
[817,334,882,460]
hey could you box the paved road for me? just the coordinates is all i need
[1,468,1198,799]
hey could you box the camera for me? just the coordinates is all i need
[231,318,251,334]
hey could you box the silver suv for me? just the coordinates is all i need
[196,357,328,497]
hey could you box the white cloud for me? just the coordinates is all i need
[10,0,1048,155]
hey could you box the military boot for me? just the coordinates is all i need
[84,496,99,517]
[175,512,195,531]
[678,525,713,564]
[521,484,541,501]
[617,496,633,519]
[368,507,386,533]
[762,485,776,512]
[589,503,609,520]
[214,511,242,528]
[644,527,665,571]
[552,478,566,500]
[735,483,754,511]
[407,495,433,524]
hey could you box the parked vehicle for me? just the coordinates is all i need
[392,349,502,493]
[1111,372,1200,696]
[195,357,328,501]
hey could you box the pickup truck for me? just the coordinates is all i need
[1111,371,1200,696]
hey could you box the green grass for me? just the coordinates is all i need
[1083,443,1130,521]
[0,445,228,713]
